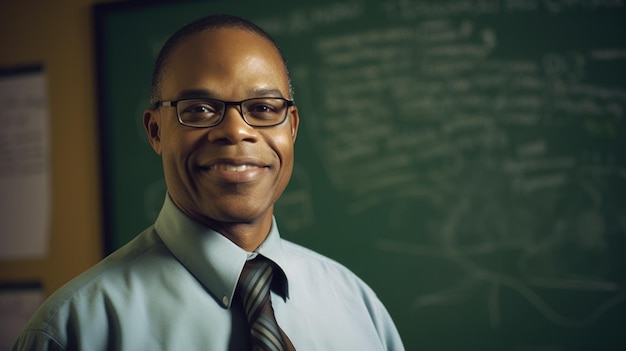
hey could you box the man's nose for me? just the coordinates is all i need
[206,106,258,144]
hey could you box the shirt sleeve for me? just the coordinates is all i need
[359,279,405,351]
[12,330,65,351]
[374,302,405,351]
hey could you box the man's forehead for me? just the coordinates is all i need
[159,27,290,99]
[164,27,284,74]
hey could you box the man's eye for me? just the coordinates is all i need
[254,105,270,112]
[187,105,216,114]
[249,104,275,113]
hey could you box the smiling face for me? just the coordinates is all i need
[143,27,298,241]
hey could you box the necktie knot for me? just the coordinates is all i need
[237,257,274,322]
[236,256,295,351]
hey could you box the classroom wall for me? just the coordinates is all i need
[0,0,123,296]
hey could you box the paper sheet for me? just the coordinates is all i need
[0,67,50,259]
[0,284,43,349]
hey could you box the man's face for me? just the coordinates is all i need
[144,28,298,229]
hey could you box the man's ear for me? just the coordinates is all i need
[289,106,299,143]
[143,109,162,155]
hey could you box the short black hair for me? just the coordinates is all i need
[149,14,292,105]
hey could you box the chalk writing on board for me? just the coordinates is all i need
[256,1,364,35]
[274,4,626,329]
[380,0,625,18]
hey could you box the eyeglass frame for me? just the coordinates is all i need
[154,97,295,128]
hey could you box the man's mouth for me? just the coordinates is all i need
[208,164,261,172]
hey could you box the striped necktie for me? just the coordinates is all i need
[236,256,295,351]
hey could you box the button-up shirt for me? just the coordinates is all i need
[13,195,404,350]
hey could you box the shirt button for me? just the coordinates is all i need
[222,295,229,306]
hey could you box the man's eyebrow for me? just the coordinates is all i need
[249,88,286,98]
[175,89,217,100]
[173,87,288,101]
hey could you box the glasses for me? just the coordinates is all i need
[155,97,294,128]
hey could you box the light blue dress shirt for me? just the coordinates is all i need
[13,195,404,350]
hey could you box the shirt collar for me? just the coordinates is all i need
[154,195,289,308]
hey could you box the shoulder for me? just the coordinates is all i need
[15,227,165,348]
[280,239,379,297]
[48,226,165,300]
[280,239,351,271]
[278,239,405,350]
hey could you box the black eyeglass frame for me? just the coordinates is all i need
[154,97,295,128]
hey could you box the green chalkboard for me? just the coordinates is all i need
[94,1,626,350]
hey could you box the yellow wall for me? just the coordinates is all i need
[0,0,123,296]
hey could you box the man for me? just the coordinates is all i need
[13,15,404,350]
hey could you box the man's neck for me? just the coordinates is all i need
[202,215,273,252]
